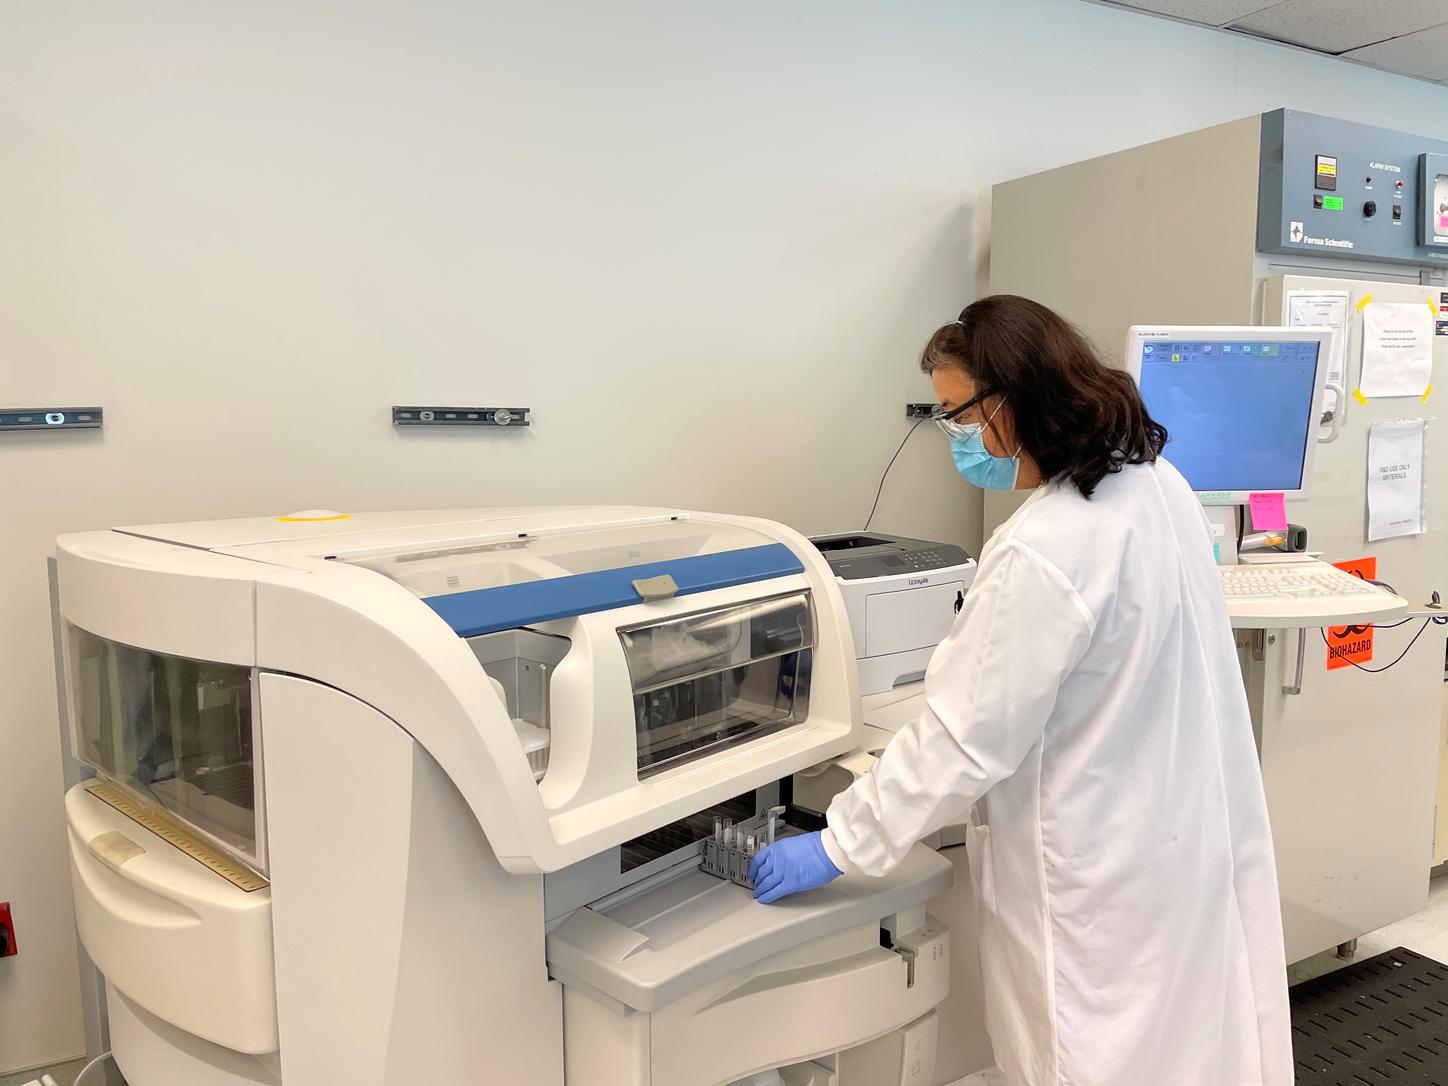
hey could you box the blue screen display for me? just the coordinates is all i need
[1137,339,1320,494]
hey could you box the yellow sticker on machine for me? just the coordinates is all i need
[1316,155,1337,177]
[84,780,269,892]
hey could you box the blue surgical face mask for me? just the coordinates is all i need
[949,402,1021,490]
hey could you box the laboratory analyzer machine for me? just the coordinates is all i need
[52,507,957,1086]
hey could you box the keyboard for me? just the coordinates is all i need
[1219,564,1381,602]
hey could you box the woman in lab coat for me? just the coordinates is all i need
[750,295,1293,1085]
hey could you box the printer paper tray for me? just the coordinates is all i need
[546,843,951,1012]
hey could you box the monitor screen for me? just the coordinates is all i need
[1137,339,1321,494]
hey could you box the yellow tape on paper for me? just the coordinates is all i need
[1356,293,1374,311]
[1424,384,1434,404]
[1353,388,1368,406]
[1430,297,1441,317]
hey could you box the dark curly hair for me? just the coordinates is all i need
[922,294,1168,498]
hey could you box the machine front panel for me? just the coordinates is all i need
[1259,109,1448,266]
[66,624,263,874]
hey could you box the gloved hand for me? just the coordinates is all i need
[749,831,843,904]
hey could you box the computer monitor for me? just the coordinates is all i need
[1124,325,1332,505]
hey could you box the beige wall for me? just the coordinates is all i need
[3,0,1448,1071]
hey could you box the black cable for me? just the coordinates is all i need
[1319,616,1448,674]
[1363,618,1420,630]
[864,416,929,531]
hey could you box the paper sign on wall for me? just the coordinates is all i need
[1286,289,1349,412]
[1360,301,1434,398]
[1366,419,1428,542]
[1326,557,1376,670]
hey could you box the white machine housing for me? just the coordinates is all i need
[808,533,977,697]
[53,506,956,1086]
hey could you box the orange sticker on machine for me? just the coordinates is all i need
[1326,557,1376,670]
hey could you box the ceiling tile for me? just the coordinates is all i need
[1103,1,1287,27]
[1228,0,1448,53]
[1343,22,1448,80]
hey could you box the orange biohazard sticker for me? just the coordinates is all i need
[1326,557,1376,670]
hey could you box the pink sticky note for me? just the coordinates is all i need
[1249,492,1288,532]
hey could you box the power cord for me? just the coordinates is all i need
[1320,614,1448,674]
[864,416,929,531]
[72,1052,114,1086]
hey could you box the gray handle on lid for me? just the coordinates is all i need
[632,575,679,602]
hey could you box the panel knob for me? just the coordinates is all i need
[1363,201,1377,218]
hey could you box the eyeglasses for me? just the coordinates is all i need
[930,389,993,439]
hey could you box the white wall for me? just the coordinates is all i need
[2,0,1447,1070]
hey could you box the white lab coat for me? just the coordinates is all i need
[822,459,1292,1086]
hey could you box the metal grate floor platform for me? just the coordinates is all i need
[1293,947,1448,1084]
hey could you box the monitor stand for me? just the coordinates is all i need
[1204,505,1239,566]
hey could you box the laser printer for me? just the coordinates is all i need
[809,533,977,696]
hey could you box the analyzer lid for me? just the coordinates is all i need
[341,519,806,637]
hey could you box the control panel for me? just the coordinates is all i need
[809,532,973,581]
[1258,110,1448,266]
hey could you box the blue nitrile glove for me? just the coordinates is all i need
[749,831,843,904]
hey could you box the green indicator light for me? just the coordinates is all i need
[1323,196,1344,210]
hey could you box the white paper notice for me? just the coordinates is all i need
[1286,289,1350,412]
[1360,301,1434,398]
[1366,418,1428,542]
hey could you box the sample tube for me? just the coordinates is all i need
[767,806,786,846]
[722,819,734,849]
[713,815,723,843]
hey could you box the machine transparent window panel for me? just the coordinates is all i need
[68,626,259,863]
[620,593,815,778]
[619,791,755,873]
[341,520,776,598]
[466,628,570,781]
